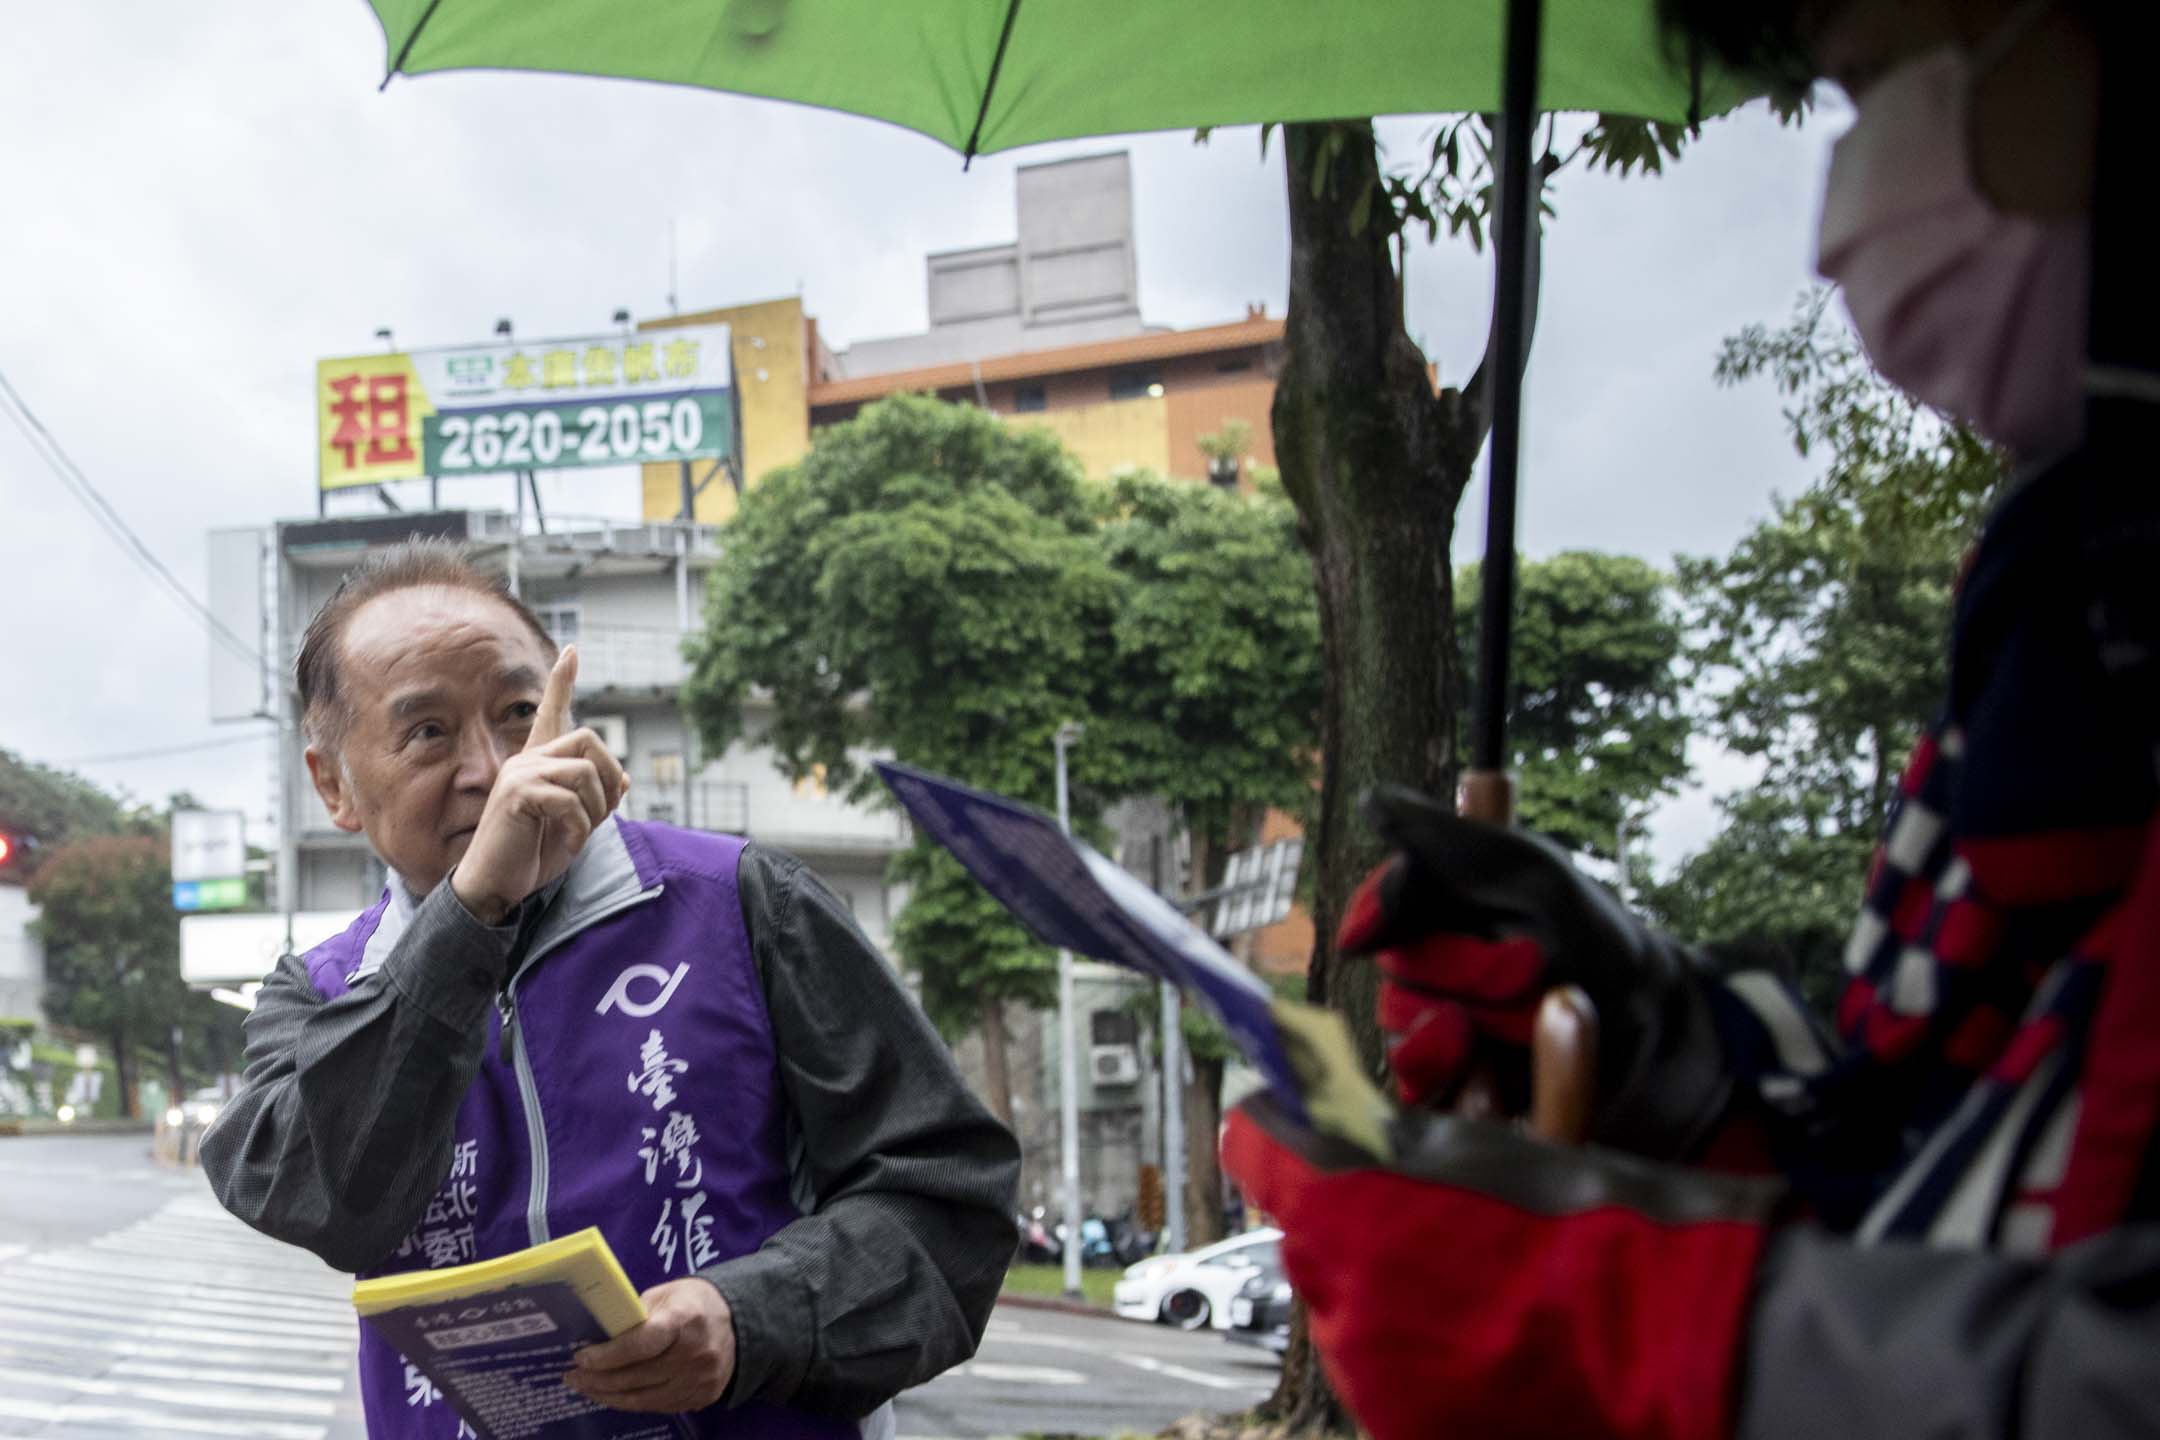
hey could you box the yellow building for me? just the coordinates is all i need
[638,296,816,525]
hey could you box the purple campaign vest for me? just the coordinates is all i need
[304,821,860,1440]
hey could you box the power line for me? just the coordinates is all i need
[54,729,274,767]
[0,367,264,669]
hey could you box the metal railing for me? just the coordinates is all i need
[469,511,722,563]
[549,624,691,690]
[622,780,749,834]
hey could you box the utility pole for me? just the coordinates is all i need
[1151,835,1187,1255]
[1615,810,1640,909]
[1053,721,1085,1300]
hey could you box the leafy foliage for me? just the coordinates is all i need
[684,399,1323,1039]
[0,748,156,875]
[1456,551,1689,860]
[1646,291,2008,989]
[1096,471,1321,861]
[29,833,240,1109]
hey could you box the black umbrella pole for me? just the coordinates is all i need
[1463,0,1544,826]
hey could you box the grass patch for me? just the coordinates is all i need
[1002,1262,1120,1308]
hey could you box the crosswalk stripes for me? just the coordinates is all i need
[0,1186,364,1439]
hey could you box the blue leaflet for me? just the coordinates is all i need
[876,761,1306,1123]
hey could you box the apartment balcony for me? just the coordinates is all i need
[547,624,691,693]
[622,780,749,834]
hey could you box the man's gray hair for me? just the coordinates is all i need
[295,538,558,751]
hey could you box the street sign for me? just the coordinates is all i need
[172,809,247,883]
[315,324,736,490]
[172,878,248,912]
[1209,838,1304,938]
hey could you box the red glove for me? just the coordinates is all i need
[1354,787,1731,1159]
[1223,1095,1781,1440]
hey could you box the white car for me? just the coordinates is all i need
[1112,1228,1282,1331]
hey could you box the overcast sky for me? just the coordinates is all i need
[0,2,1849,870]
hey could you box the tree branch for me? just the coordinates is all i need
[1463,162,1549,449]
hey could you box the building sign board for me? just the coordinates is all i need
[316,325,735,490]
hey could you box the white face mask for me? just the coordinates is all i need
[1814,17,2090,462]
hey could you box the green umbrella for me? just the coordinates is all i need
[367,1,1747,156]
[366,0,1759,808]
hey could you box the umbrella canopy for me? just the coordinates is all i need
[367,0,1753,156]
[366,0,1766,823]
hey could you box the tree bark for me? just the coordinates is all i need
[979,993,1015,1132]
[1182,1052,1227,1247]
[1258,119,1482,1436]
[108,1021,135,1120]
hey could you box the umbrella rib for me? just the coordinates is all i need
[961,0,1024,168]
[380,0,445,92]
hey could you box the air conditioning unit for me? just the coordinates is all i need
[1089,1045,1141,1087]
[585,714,629,760]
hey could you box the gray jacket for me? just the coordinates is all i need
[200,827,1019,1424]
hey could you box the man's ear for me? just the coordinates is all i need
[305,745,366,834]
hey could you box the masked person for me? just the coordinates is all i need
[202,542,1019,1439]
[1225,3,2160,1436]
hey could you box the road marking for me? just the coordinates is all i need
[0,1393,328,1440]
[955,1361,1088,1385]
[977,1325,1274,1393]
[0,1362,339,1418]
[1113,1351,1269,1392]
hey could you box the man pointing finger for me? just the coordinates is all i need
[202,539,1019,1439]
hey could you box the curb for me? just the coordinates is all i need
[995,1291,1118,1320]
[0,1119,155,1138]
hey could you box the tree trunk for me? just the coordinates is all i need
[108,1021,135,1120]
[165,1024,185,1108]
[1182,1052,1227,1247]
[979,994,1015,1132]
[1257,119,1482,1436]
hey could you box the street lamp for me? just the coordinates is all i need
[1052,720,1085,1300]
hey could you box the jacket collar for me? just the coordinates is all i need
[357,816,662,981]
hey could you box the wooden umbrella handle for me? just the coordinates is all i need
[1529,985,1597,1145]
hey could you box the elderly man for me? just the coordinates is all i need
[202,540,1018,1439]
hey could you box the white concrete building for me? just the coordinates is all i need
[232,508,909,971]
[0,878,43,1023]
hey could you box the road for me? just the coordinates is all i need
[0,1135,1274,1439]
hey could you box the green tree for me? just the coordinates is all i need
[0,748,153,875]
[1098,471,1322,1242]
[683,395,1124,1127]
[28,835,206,1117]
[1456,551,1688,862]
[1256,103,1808,1429]
[1646,290,2006,998]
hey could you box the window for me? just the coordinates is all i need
[1012,383,1047,413]
[1216,358,1253,375]
[532,601,581,646]
[650,750,684,786]
[791,763,830,801]
[1090,1010,1139,1047]
[1108,367,1163,401]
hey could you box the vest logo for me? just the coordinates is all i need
[596,962,690,1018]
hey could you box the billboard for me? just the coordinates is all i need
[316,325,735,491]
[182,911,354,986]
[171,809,247,884]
